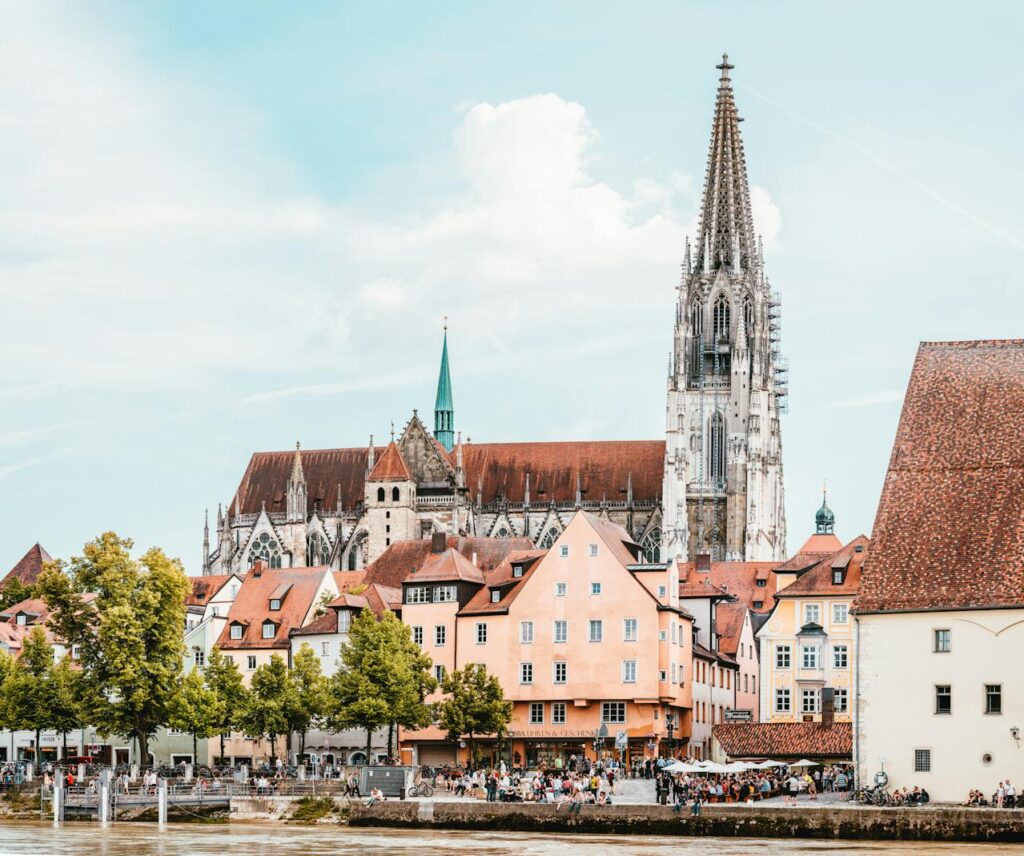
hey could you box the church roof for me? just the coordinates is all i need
[1,543,53,589]
[362,535,532,590]
[369,442,413,481]
[857,340,1024,614]
[435,329,453,413]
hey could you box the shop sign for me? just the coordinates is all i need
[724,709,752,723]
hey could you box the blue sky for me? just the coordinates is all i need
[3,1,1023,573]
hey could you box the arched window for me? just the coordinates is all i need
[713,294,730,341]
[248,531,282,569]
[689,297,704,379]
[346,533,366,571]
[743,294,753,340]
[376,487,385,502]
[539,528,560,549]
[391,486,400,502]
[495,527,510,538]
[307,531,330,567]
[709,412,726,487]
[641,528,662,563]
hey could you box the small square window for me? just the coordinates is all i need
[490,589,501,603]
[805,604,820,624]
[230,624,243,640]
[435,625,447,646]
[529,702,544,724]
[412,626,423,646]
[553,661,567,684]
[512,565,523,578]
[589,619,603,643]
[555,582,567,597]
[269,598,281,611]
[659,670,667,681]
[914,749,931,773]
[986,684,1002,715]
[591,582,602,596]
[435,664,446,683]
[262,622,276,639]
[476,623,488,644]
[756,579,766,587]
[833,603,849,623]
[246,655,257,671]
[520,662,533,684]
[520,621,534,644]
[554,620,567,643]
[935,685,952,715]
[559,545,569,558]
[551,702,566,724]
[588,544,598,557]
[934,629,951,653]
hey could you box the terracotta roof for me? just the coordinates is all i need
[363,536,532,590]
[2,544,53,588]
[857,340,1024,613]
[692,641,738,668]
[459,550,548,615]
[587,514,641,566]
[185,574,236,607]
[368,442,413,481]
[234,447,371,516]
[0,597,49,624]
[293,582,404,638]
[777,536,868,598]
[678,562,777,612]
[714,602,748,656]
[773,533,842,574]
[217,566,329,649]
[713,722,852,760]
[405,548,485,585]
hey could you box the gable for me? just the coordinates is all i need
[399,414,454,485]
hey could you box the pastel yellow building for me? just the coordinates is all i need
[757,500,867,724]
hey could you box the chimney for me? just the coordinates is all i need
[821,687,835,727]
[430,532,446,554]
[696,553,712,572]
[252,560,266,579]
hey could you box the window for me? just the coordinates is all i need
[802,646,819,669]
[753,600,763,609]
[833,645,848,669]
[588,543,598,557]
[658,585,667,598]
[671,663,677,683]
[935,685,952,714]
[246,655,257,671]
[832,569,844,585]
[712,292,730,340]
[71,644,81,660]
[540,528,559,549]
[435,625,446,646]
[412,626,423,646]
[555,582,567,597]
[659,630,667,641]
[622,660,637,683]
[406,587,429,604]
[520,663,533,684]
[490,590,501,603]
[934,629,951,653]
[434,665,446,683]
[640,528,662,563]
[476,623,488,644]
[986,684,1002,715]
[247,531,282,569]
[709,411,726,485]
[776,644,791,669]
[591,582,602,596]
[391,486,400,502]
[321,641,331,657]
[559,545,569,558]
[601,702,626,724]
[512,564,523,578]
[659,670,667,681]
[262,621,276,639]
[805,604,820,624]
[433,585,457,603]
[833,603,849,623]
[835,688,848,713]
[230,624,243,640]
[307,531,330,566]
[529,702,544,724]
[914,749,931,773]
[193,649,205,668]
[554,620,567,644]
[519,621,534,643]
[553,661,567,684]
[589,619,603,642]
[623,618,637,642]
[552,702,566,724]
[802,689,819,714]
[775,689,791,713]
[16,614,27,626]
[756,578,766,588]
[377,487,385,502]
[337,610,351,633]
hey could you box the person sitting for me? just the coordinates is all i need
[366,786,384,806]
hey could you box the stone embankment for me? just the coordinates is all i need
[349,801,1024,843]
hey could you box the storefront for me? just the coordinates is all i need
[522,740,589,771]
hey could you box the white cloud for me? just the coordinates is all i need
[751,185,782,251]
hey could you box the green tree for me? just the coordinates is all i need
[49,655,84,759]
[204,647,248,764]
[435,663,512,766]
[0,577,35,611]
[37,532,190,765]
[328,610,436,762]
[169,667,225,765]
[290,643,328,759]
[2,627,54,763]
[240,654,294,766]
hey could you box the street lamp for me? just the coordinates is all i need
[665,713,675,758]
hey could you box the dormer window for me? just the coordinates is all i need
[270,598,281,611]
[490,590,501,603]
[512,565,523,578]
[832,569,844,585]
[230,624,243,640]
[16,613,27,626]
[337,610,351,633]
[262,621,277,639]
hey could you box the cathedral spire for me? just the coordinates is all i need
[693,53,756,274]
[434,320,455,452]
[202,509,210,575]
[286,441,307,523]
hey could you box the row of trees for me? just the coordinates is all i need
[4,531,514,766]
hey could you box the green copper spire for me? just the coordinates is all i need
[434,320,455,451]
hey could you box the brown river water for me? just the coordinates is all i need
[0,822,1021,855]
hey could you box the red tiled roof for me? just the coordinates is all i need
[234,447,371,516]
[713,722,852,760]
[857,340,1024,613]
[185,574,236,607]
[678,562,777,612]
[2,544,53,588]
[0,597,49,624]
[369,442,413,481]
[777,536,868,598]
[217,566,329,649]
[459,550,547,615]
[692,641,737,668]
[362,536,532,590]
[714,602,748,656]
[406,548,485,585]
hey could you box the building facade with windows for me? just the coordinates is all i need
[856,340,1024,802]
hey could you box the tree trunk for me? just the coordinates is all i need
[299,729,306,758]
[387,723,394,759]
[138,731,149,769]
[220,732,226,766]
[365,728,372,765]
[62,731,68,760]
[35,729,41,766]
[193,732,198,766]
[468,732,475,769]
[269,733,277,767]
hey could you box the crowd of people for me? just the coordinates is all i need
[965,780,1017,808]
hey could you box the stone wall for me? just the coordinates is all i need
[349,801,1024,843]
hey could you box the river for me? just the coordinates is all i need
[0,822,1020,855]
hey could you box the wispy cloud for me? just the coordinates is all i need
[0,422,91,448]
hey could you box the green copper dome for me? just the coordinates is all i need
[815,489,835,534]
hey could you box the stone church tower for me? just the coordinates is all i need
[663,55,787,562]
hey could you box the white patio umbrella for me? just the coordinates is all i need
[789,759,820,768]
[721,762,750,773]
[664,762,705,774]
[757,760,788,768]
[699,762,733,774]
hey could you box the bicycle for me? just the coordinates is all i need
[408,781,434,797]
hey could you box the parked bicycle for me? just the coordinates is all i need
[407,781,434,797]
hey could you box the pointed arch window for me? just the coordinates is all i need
[539,528,560,549]
[709,412,726,487]
[641,528,662,563]
[248,531,282,569]
[713,294,731,342]
[307,531,330,567]
[376,487,385,502]
[689,297,704,381]
[392,486,400,502]
[743,294,753,338]
[346,533,366,571]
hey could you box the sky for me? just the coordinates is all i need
[3,1,1024,574]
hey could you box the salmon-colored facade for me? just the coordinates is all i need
[400,512,694,767]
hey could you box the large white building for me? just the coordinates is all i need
[855,340,1024,801]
